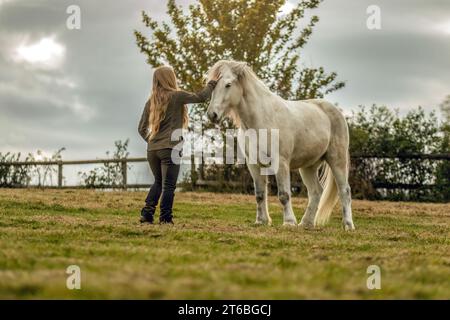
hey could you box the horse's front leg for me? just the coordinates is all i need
[248,164,271,225]
[276,160,297,226]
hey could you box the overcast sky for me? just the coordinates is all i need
[1,0,449,161]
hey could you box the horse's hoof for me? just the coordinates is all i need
[343,220,355,231]
[282,221,297,227]
[255,220,272,226]
[299,221,315,230]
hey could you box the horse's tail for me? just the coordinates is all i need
[314,163,339,226]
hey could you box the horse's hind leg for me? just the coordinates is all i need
[326,152,355,230]
[275,159,297,226]
[248,164,271,225]
[298,162,323,229]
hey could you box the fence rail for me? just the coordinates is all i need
[1,153,449,190]
[350,153,450,160]
[0,157,146,189]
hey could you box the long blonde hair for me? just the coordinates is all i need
[148,66,188,140]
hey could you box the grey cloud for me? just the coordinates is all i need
[301,0,450,112]
[0,0,449,161]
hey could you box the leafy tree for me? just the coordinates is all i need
[441,95,450,123]
[348,105,448,201]
[134,0,344,126]
[435,95,450,200]
[349,105,441,155]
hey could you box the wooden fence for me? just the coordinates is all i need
[1,153,449,190]
[1,157,147,189]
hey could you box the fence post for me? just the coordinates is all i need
[58,161,63,188]
[121,159,127,190]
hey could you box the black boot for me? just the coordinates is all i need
[159,219,174,225]
[159,211,174,225]
[140,205,155,224]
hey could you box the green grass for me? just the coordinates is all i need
[0,189,449,299]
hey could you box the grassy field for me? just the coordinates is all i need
[0,189,449,299]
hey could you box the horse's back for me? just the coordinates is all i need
[301,99,351,159]
[289,99,348,136]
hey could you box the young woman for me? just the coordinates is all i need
[138,66,219,224]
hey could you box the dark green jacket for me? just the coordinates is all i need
[138,81,217,151]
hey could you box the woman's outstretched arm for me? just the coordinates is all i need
[174,80,218,105]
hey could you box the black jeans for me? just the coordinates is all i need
[145,148,181,222]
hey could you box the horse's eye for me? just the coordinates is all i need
[225,83,231,88]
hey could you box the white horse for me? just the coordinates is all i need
[206,60,355,230]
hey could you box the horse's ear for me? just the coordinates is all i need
[232,62,248,78]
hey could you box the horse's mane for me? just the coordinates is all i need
[206,60,272,94]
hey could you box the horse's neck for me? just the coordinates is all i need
[236,80,280,130]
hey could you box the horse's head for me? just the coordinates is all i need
[206,60,247,124]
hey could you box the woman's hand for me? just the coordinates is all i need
[207,72,221,89]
